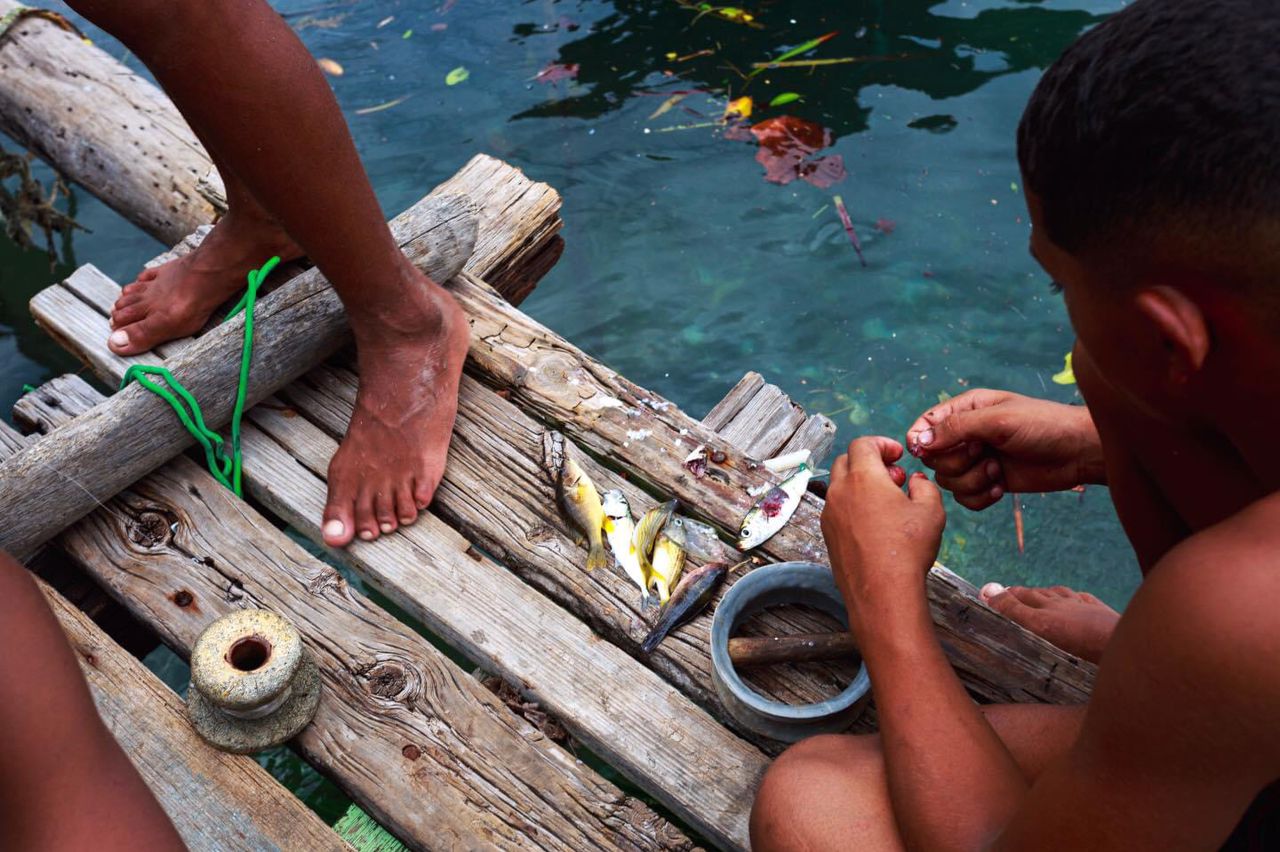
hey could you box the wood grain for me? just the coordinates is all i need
[15,375,693,852]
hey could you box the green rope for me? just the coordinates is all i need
[121,255,281,498]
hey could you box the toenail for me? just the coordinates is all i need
[323,519,345,540]
[359,530,376,541]
[110,330,129,348]
[980,582,1006,601]
[400,516,415,525]
[379,522,394,534]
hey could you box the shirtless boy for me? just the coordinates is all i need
[752,1,1280,848]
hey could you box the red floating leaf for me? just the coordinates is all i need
[535,62,579,84]
[875,217,897,235]
[745,115,845,188]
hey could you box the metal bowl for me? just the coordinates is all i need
[710,561,871,742]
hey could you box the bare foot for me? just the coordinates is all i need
[980,583,1120,664]
[320,262,469,546]
[108,210,301,355]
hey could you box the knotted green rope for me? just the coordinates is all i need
[120,255,281,497]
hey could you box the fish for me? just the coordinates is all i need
[661,514,721,560]
[640,560,735,653]
[558,456,608,571]
[633,499,678,577]
[647,533,687,604]
[601,489,651,606]
[737,462,825,550]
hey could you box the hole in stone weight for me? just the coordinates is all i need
[228,636,271,671]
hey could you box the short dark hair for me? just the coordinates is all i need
[1018,0,1280,259]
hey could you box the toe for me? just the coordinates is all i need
[374,490,398,535]
[137,266,161,283]
[111,302,149,330]
[108,318,162,356]
[1047,585,1076,597]
[354,485,380,541]
[412,471,439,510]
[394,481,418,525]
[1006,586,1051,608]
[322,483,357,548]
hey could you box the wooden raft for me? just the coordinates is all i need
[4,10,1097,849]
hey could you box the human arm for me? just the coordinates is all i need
[905,389,1106,510]
[823,447,1280,850]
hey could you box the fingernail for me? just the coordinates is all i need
[379,522,394,534]
[359,530,376,541]
[985,460,1001,479]
[990,485,1004,499]
[918,428,934,447]
[980,582,1006,601]
[109,330,129,348]
[323,519,345,540]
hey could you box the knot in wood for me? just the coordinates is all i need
[129,510,173,548]
[362,660,416,702]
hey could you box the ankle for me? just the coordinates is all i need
[348,268,458,345]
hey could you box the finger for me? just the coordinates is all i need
[846,436,905,470]
[907,389,1014,456]
[887,465,907,487]
[907,471,943,507]
[936,459,1001,498]
[953,485,1003,511]
[927,443,991,477]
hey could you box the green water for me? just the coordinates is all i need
[2,0,1135,831]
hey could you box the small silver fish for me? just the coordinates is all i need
[633,499,678,578]
[737,463,822,550]
[601,490,650,606]
[662,515,721,561]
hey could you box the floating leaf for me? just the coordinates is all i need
[875,218,896,235]
[1052,352,1076,385]
[355,95,408,115]
[723,96,753,121]
[402,28,413,39]
[748,115,846,189]
[648,93,689,120]
[534,62,579,84]
[431,23,448,32]
[749,30,838,76]
[769,92,802,107]
[316,57,344,76]
[665,51,678,60]
[445,66,469,86]
[376,15,394,28]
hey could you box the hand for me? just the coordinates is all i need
[905,389,1105,510]
[821,437,945,637]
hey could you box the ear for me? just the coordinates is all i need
[1133,286,1210,383]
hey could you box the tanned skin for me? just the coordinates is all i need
[65,0,470,548]
[0,554,185,850]
[750,189,1280,850]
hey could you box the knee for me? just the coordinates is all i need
[751,734,886,849]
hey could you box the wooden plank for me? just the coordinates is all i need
[0,0,224,243]
[40,579,352,852]
[779,413,838,467]
[5,152,564,561]
[15,376,693,852]
[39,269,866,747]
[449,269,1099,705]
[701,372,766,432]
[29,284,765,850]
[715,383,805,460]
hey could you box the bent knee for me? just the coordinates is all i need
[752,735,888,849]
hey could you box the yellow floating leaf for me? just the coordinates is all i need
[1051,351,1076,385]
[317,57,344,76]
[445,66,470,86]
[665,51,678,60]
[724,95,753,120]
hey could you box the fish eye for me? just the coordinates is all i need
[740,527,750,538]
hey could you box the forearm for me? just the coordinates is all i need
[1069,404,1107,486]
[861,601,1028,851]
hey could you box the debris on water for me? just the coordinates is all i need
[534,62,580,84]
[875,218,896,235]
[833,195,867,267]
[376,15,393,28]
[1052,352,1076,385]
[0,144,84,261]
[769,92,803,107]
[355,96,409,115]
[316,57,344,76]
[1013,497,1025,554]
[749,30,839,77]
[748,115,846,188]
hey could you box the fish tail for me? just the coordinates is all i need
[586,541,608,572]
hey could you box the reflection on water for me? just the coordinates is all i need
[1,1,1134,601]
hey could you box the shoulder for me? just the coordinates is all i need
[1102,494,1280,736]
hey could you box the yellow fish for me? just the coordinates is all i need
[633,500,678,580]
[648,533,687,604]
[601,489,651,606]
[558,457,607,571]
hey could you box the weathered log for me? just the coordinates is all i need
[14,376,693,852]
[0,0,224,243]
[450,270,1098,705]
[23,571,350,850]
[729,632,860,668]
[6,154,563,560]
